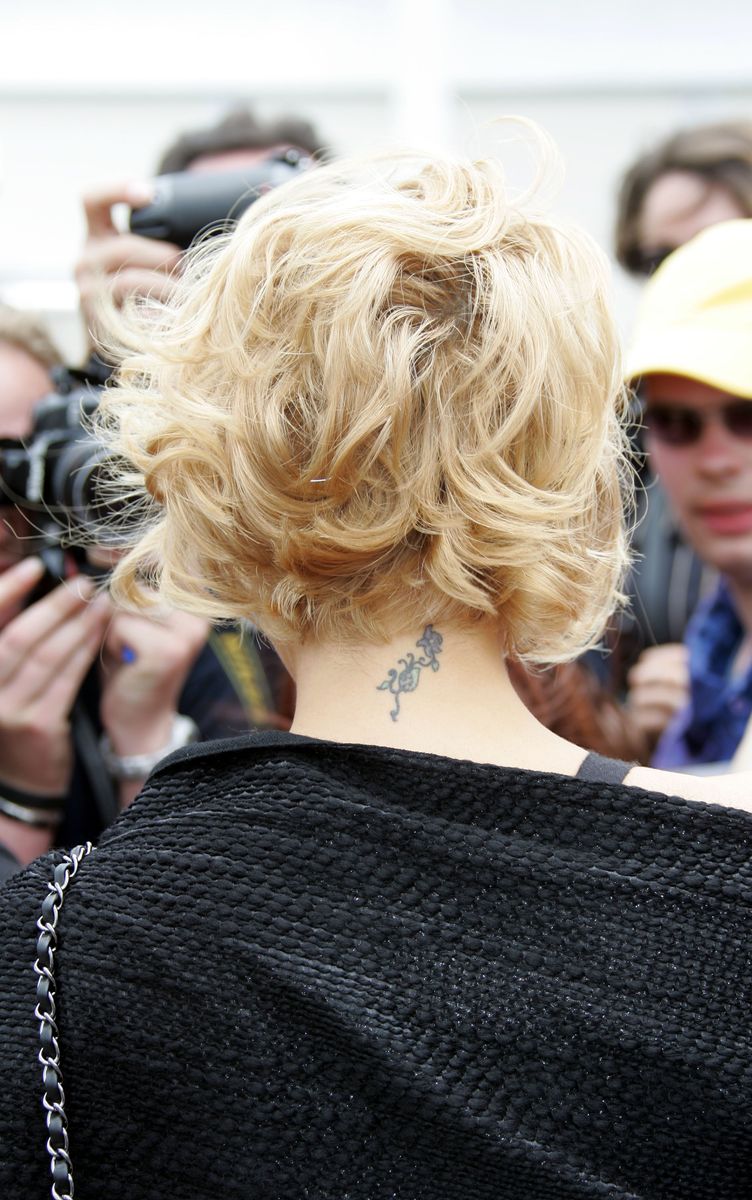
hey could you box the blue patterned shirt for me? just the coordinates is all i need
[652,580,752,769]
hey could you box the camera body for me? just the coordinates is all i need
[129,147,311,248]
[0,370,110,529]
[0,151,309,590]
[0,368,119,591]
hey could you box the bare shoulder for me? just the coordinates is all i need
[626,765,752,815]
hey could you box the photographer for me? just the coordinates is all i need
[0,111,329,877]
[75,106,327,347]
[0,308,256,878]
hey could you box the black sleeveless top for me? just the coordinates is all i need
[0,732,749,1198]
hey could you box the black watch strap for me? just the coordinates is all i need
[0,779,65,826]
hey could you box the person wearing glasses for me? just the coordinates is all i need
[607,122,752,755]
[626,217,752,769]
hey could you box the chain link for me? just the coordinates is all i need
[33,842,94,1200]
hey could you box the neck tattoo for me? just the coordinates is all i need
[376,625,444,721]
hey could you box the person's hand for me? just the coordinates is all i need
[74,180,183,346]
[0,558,112,795]
[98,607,209,759]
[625,642,690,746]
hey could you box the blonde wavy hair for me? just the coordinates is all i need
[100,143,631,661]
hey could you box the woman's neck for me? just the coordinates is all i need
[288,620,587,776]
[287,618,752,810]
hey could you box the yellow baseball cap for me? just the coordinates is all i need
[624,218,752,398]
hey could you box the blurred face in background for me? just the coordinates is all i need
[0,340,50,438]
[187,144,296,174]
[0,340,52,572]
[636,171,746,275]
[643,373,752,584]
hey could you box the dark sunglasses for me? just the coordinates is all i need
[642,399,752,447]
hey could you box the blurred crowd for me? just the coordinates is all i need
[2,106,752,878]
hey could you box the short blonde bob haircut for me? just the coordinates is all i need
[101,144,630,661]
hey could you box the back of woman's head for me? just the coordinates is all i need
[103,142,629,662]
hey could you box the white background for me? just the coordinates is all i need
[2,0,752,357]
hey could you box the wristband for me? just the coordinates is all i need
[0,780,65,828]
[99,714,199,781]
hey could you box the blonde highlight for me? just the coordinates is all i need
[98,144,631,661]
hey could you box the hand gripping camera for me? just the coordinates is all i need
[129,147,311,248]
[0,369,125,590]
[0,150,312,591]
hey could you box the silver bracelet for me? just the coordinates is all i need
[0,795,64,827]
[99,714,199,781]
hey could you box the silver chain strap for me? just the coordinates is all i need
[33,842,94,1200]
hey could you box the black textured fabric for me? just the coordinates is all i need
[1,731,751,1199]
[575,753,633,784]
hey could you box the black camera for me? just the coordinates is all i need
[0,370,117,528]
[129,147,311,248]
[0,368,128,590]
[0,150,310,592]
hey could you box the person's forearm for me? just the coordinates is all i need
[0,813,53,869]
[106,710,176,812]
[118,779,146,809]
[105,711,199,810]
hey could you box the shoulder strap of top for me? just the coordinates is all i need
[575,751,633,785]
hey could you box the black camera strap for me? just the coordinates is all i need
[71,699,119,829]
